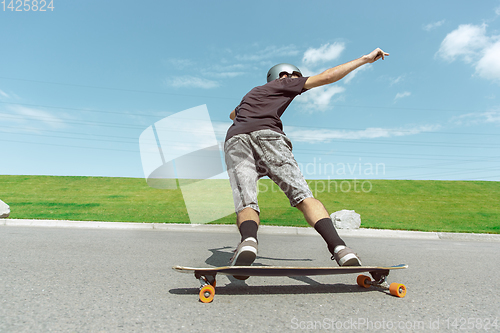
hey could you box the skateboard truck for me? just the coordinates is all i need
[196,273,217,303]
[356,269,406,298]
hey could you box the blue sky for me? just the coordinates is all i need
[1,0,500,181]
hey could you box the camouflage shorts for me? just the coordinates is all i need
[224,129,313,214]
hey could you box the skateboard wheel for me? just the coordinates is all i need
[389,283,406,298]
[357,275,371,288]
[199,285,215,303]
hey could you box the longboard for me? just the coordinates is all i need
[173,264,408,303]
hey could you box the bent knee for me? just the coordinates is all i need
[296,197,321,211]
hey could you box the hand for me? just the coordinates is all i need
[365,48,389,63]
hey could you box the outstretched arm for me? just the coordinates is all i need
[303,48,389,90]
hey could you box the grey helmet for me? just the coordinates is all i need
[267,63,302,82]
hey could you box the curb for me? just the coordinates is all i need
[1,218,499,242]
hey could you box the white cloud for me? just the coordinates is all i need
[437,23,500,82]
[496,6,500,16]
[437,23,490,63]
[167,76,219,89]
[484,110,500,123]
[166,58,195,70]
[296,65,317,78]
[295,85,345,111]
[389,75,404,86]
[452,110,500,125]
[423,20,445,31]
[236,45,299,62]
[475,40,500,81]
[394,91,411,101]
[0,89,9,98]
[285,124,441,143]
[203,63,248,78]
[302,42,345,65]
[4,105,66,128]
[210,72,245,79]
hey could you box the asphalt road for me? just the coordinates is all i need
[1,226,499,332]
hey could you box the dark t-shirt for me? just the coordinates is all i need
[225,76,309,142]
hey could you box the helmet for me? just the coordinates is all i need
[266,63,302,82]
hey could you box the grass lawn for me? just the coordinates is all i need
[1,175,499,234]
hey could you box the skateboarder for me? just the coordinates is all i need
[224,48,389,268]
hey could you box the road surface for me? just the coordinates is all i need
[1,225,499,332]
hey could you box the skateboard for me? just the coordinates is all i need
[173,264,408,303]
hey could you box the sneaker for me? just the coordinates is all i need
[230,237,258,266]
[229,237,257,280]
[333,245,362,266]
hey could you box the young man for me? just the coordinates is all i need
[224,48,389,270]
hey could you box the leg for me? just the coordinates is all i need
[237,207,260,227]
[236,207,260,244]
[225,134,261,232]
[296,197,346,250]
[231,207,259,271]
[297,197,361,266]
[237,206,260,242]
[224,135,260,267]
[295,197,329,227]
[230,208,259,269]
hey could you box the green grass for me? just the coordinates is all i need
[1,175,499,234]
[0,175,190,223]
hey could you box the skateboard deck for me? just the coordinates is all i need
[173,264,408,303]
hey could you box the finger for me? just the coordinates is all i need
[379,51,390,60]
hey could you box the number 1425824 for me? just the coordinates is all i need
[2,0,54,11]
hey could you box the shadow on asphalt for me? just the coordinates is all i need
[203,246,319,285]
[169,283,378,297]
[204,246,314,268]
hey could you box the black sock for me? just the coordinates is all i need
[239,220,258,242]
[314,217,346,254]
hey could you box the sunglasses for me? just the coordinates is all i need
[279,72,302,79]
